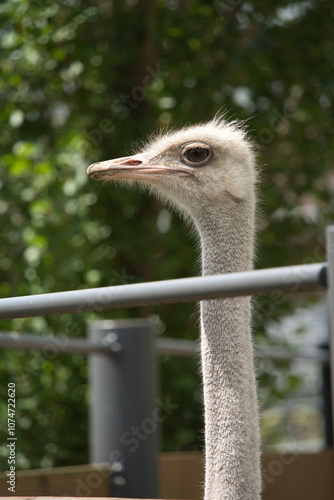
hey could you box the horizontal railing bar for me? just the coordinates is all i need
[156,338,199,357]
[255,345,330,363]
[0,263,327,320]
[156,338,329,363]
[0,331,328,364]
[0,332,119,355]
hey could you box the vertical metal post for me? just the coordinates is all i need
[319,342,333,447]
[325,226,334,446]
[88,319,159,498]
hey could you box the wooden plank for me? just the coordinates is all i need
[0,463,110,497]
[160,452,204,500]
[162,450,334,500]
[0,450,333,499]
[262,448,333,500]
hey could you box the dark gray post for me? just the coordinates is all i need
[319,342,333,447]
[326,226,334,445]
[88,319,159,498]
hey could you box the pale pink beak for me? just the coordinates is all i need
[87,155,145,181]
[87,155,193,181]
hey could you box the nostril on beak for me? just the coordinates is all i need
[124,160,142,166]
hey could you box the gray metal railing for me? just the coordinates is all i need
[0,321,330,498]
[1,225,334,498]
[0,331,329,364]
[0,262,326,319]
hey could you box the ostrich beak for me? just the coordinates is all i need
[87,155,193,181]
[87,156,145,181]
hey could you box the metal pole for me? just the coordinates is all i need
[88,319,159,499]
[0,263,327,319]
[156,338,330,363]
[319,342,333,447]
[0,331,119,355]
[325,226,334,446]
[0,330,328,363]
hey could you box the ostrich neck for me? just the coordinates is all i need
[194,201,261,500]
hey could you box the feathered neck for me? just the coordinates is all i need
[192,195,261,500]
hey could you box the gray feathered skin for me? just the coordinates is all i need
[87,117,261,500]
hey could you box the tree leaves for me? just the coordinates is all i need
[0,0,332,468]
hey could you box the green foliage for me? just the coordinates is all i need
[0,0,332,469]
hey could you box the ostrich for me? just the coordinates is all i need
[87,117,261,500]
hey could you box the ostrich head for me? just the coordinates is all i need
[86,118,256,218]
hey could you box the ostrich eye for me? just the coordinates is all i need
[182,145,212,166]
[185,148,209,163]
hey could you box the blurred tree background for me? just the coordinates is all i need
[0,0,333,471]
